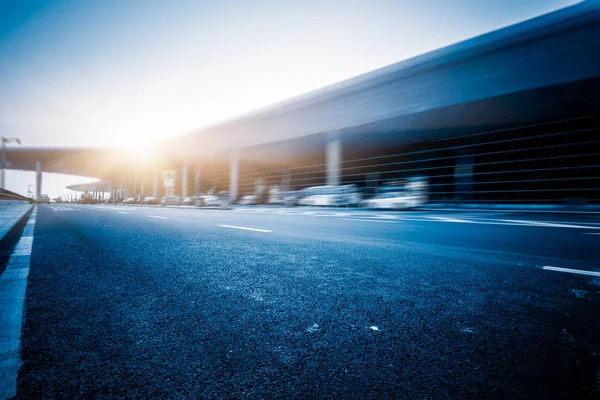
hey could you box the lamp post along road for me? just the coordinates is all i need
[1,137,22,189]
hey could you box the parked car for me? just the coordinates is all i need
[197,192,231,209]
[199,194,221,207]
[238,194,258,205]
[123,197,138,204]
[363,176,428,210]
[143,196,160,205]
[182,196,197,206]
[160,195,181,206]
[297,185,361,207]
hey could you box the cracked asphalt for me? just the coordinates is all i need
[10,204,600,399]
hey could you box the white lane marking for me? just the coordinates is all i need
[26,220,35,224]
[218,224,272,233]
[501,219,600,230]
[118,211,128,214]
[370,326,379,331]
[0,208,37,399]
[427,216,473,223]
[148,215,168,219]
[543,266,600,277]
[342,218,399,224]
[376,214,398,219]
[585,233,600,235]
[13,236,33,256]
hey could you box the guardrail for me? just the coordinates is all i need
[0,189,33,203]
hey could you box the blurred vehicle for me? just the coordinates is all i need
[161,195,181,206]
[201,194,221,207]
[123,197,138,204]
[363,176,428,210]
[283,190,300,206]
[197,192,232,209]
[238,194,258,205]
[37,194,51,204]
[143,196,160,205]
[182,196,197,206]
[268,186,284,205]
[297,185,361,207]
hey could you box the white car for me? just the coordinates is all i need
[143,196,160,205]
[160,195,181,206]
[182,196,197,206]
[238,195,258,205]
[363,193,422,210]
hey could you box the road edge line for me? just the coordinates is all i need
[0,206,37,399]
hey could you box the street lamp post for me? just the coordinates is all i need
[1,137,22,189]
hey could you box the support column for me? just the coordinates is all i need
[194,167,201,195]
[230,150,239,200]
[153,164,159,198]
[181,162,188,199]
[1,142,6,189]
[35,161,42,200]
[326,134,342,186]
[454,155,473,202]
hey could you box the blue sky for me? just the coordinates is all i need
[0,0,581,197]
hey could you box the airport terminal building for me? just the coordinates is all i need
[7,0,600,207]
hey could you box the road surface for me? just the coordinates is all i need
[7,204,600,398]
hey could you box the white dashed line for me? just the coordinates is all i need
[342,218,399,224]
[218,224,272,233]
[502,220,600,230]
[148,215,168,219]
[118,211,128,214]
[427,216,473,223]
[543,266,600,277]
[0,207,37,399]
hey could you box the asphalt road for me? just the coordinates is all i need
[10,204,600,399]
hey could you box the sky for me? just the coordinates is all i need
[0,0,582,198]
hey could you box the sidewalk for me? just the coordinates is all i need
[0,202,34,242]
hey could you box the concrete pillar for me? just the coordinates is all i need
[35,161,42,200]
[181,162,188,199]
[194,167,201,195]
[229,150,239,200]
[326,135,342,186]
[454,155,474,202]
[133,174,138,194]
[153,163,159,198]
